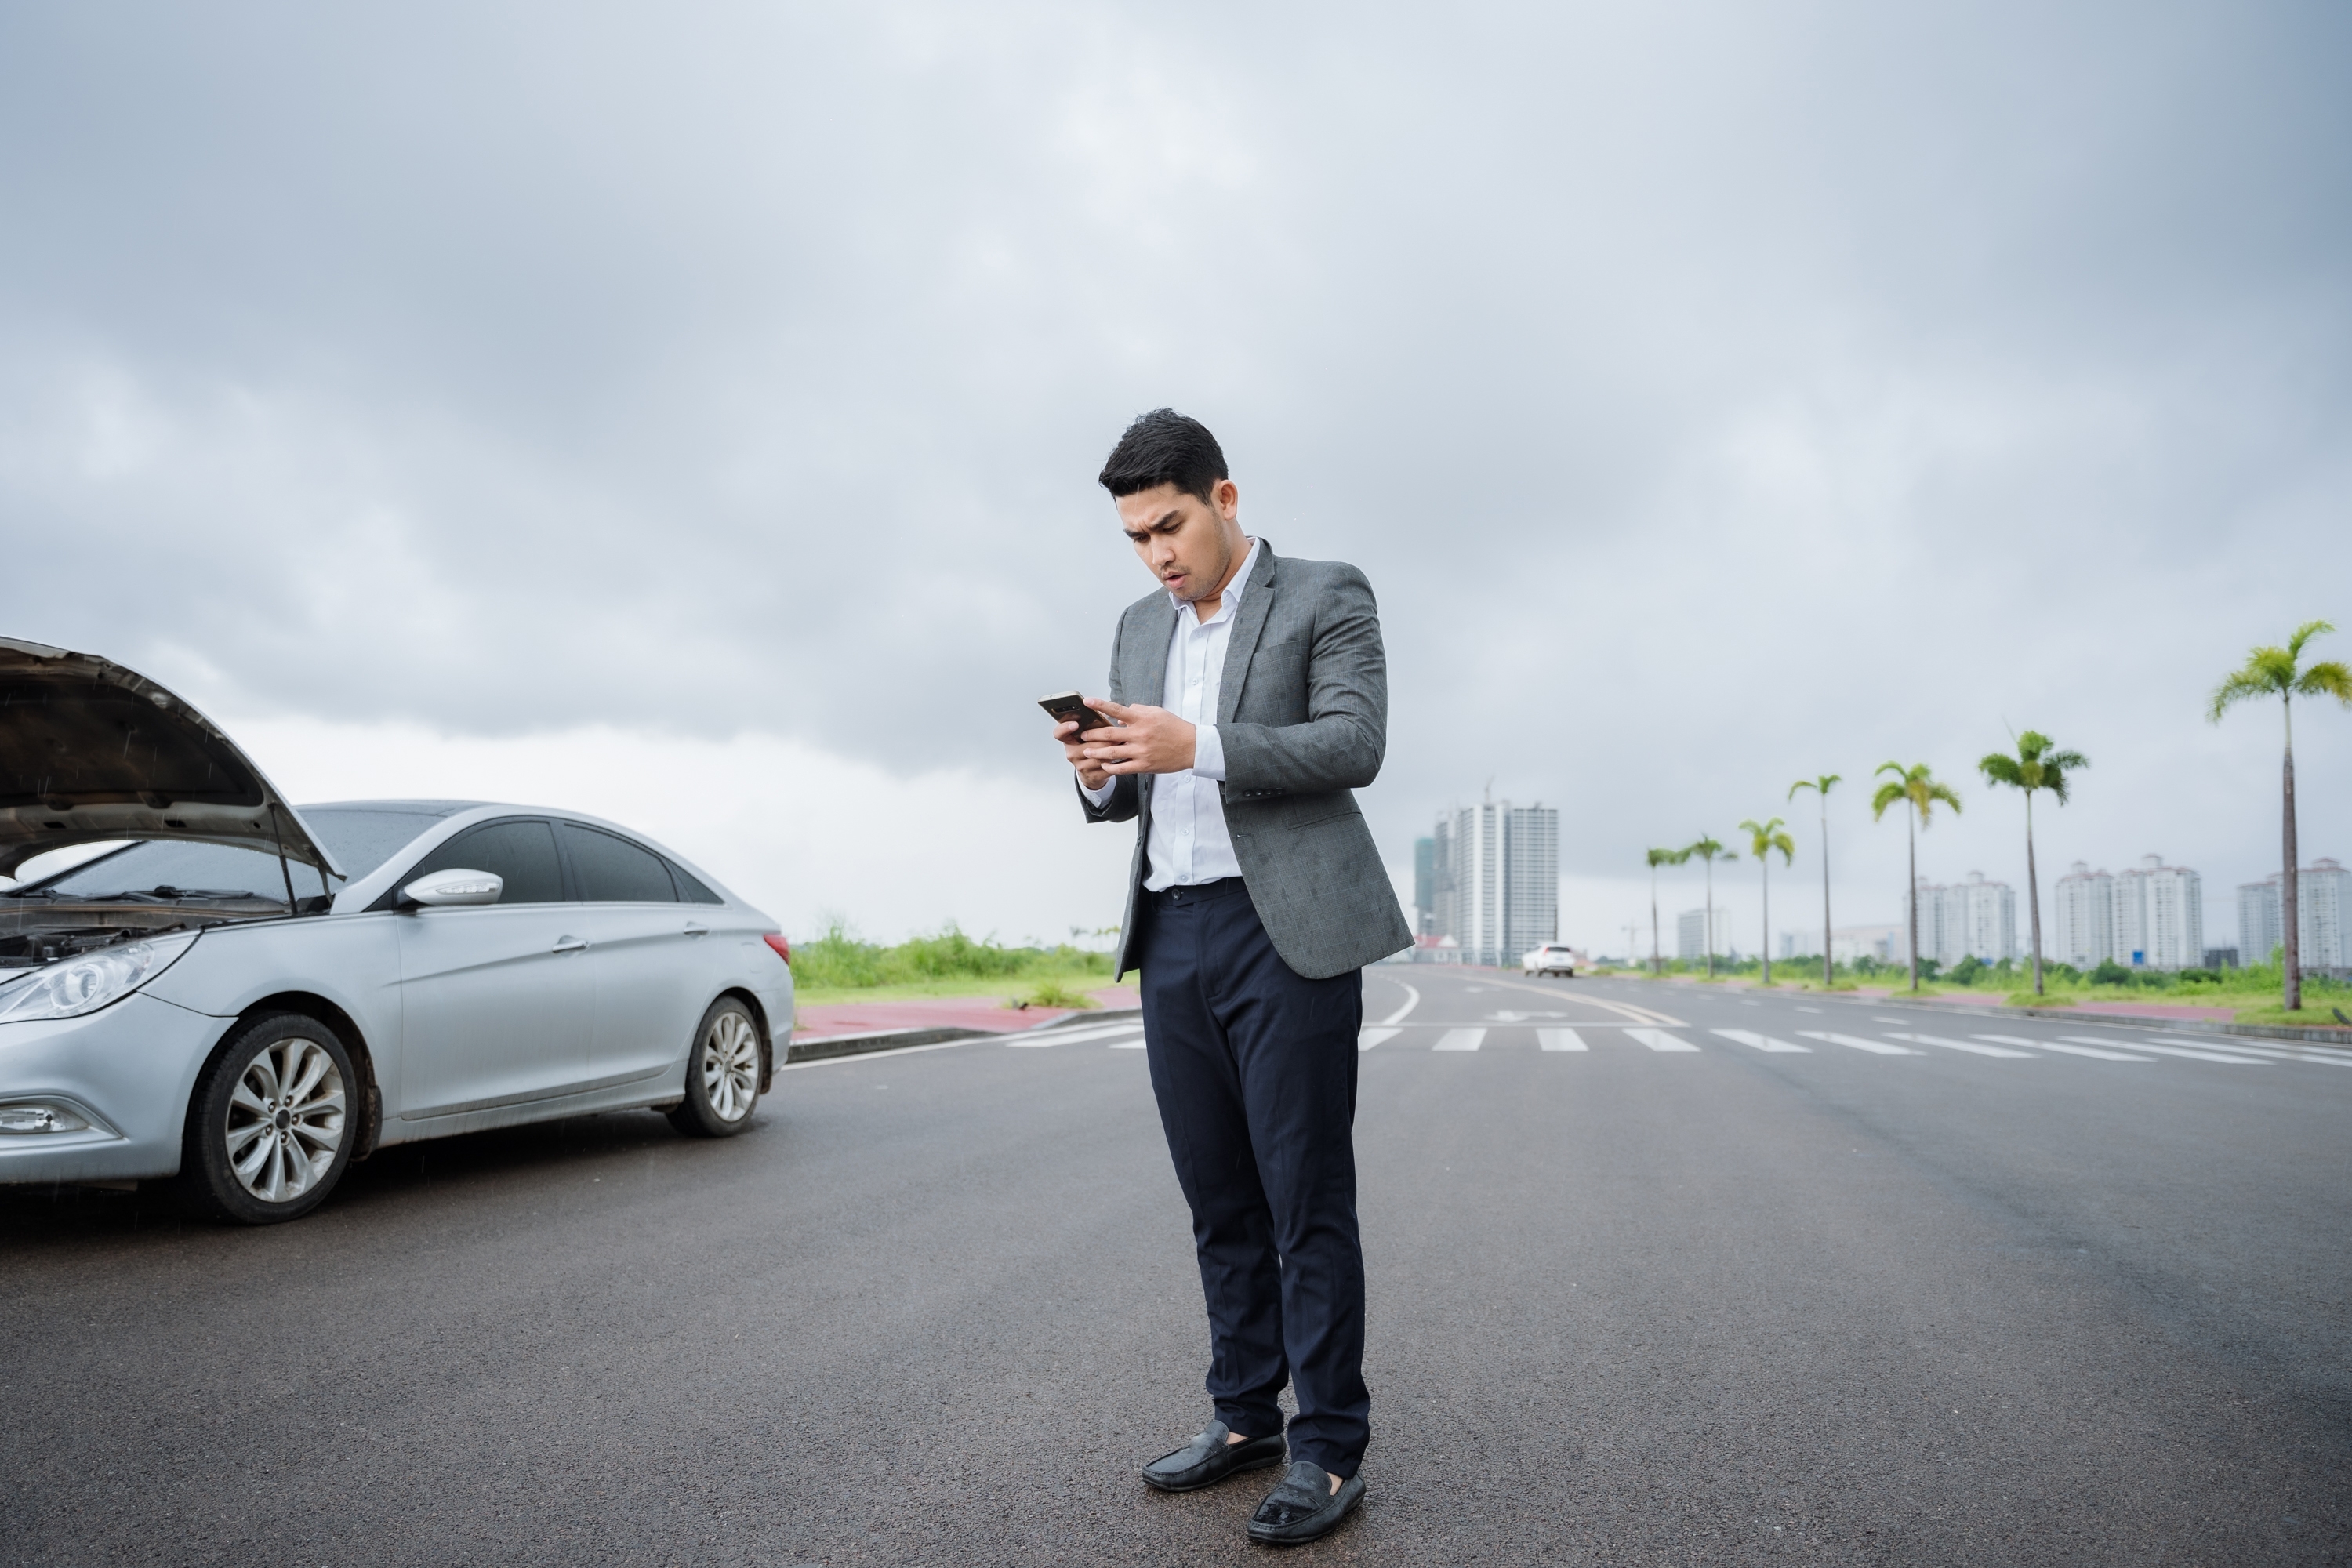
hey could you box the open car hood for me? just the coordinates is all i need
[0,637,343,882]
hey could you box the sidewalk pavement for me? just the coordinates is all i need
[794,985,1139,1040]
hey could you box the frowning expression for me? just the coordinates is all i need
[1116,479,1245,605]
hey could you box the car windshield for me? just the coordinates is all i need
[5,808,447,906]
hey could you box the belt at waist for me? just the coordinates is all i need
[1149,877,1249,909]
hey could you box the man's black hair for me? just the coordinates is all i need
[1097,408,1229,503]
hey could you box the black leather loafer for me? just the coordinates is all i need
[1140,1417,1287,1493]
[1247,1460,1366,1545]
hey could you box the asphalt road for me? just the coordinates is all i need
[5,967,2348,1566]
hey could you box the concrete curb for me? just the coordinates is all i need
[785,1007,1145,1065]
[1640,978,2352,1047]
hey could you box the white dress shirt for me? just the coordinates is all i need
[1082,536,1259,889]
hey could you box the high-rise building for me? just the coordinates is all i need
[1949,872,2017,966]
[1431,800,1559,967]
[2302,858,2348,972]
[2053,862,2113,970]
[1830,925,1900,964]
[1899,874,2016,966]
[1412,837,1436,936]
[2237,862,2344,972]
[2240,877,2283,968]
[2130,855,2203,971]
[2050,855,2204,970]
[1677,908,1708,960]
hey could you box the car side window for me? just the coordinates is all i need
[666,860,724,905]
[404,818,565,905]
[559,823,678,903]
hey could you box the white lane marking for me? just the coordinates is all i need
[1796,1006,1823,1014]
[1477,974,1686,1026]
[1887,1032,2034,1058]
[1537,1029,1588,1051]
[2168,1039,2352,1066]
[2063,1036,2270,1065]
[1377,982,1421,1027]
[1976,1034,2151,1061]
[1109,1035,1146,1049]
[1005,1022,1144,1047]
[1797,1030,1921,1056]
[1433,1029,1486,1051]
[1628,1028,1700,1053]
[1004,1018,1147,1044]
[1711,1029,1809,1054]
[1358,1027,1402,1051]
[782,1038,977,1070]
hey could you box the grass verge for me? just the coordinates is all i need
[788,923,1118,1010]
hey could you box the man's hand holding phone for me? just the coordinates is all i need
[1042,691,1197,786]
[1054,710,1113,789]
[1075,699,1196,777]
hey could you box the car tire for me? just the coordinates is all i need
[178,1011,359,1225]
[668,996,763,1138]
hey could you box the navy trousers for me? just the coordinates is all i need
[1138,877,1370,1477]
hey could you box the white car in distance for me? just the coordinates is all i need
[0,637,794,1225]
[1521,943,1581,978]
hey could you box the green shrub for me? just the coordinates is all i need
[1009,980,1098,1011]
[789,921,1112,992]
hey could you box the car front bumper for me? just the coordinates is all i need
[0,993,225,1184]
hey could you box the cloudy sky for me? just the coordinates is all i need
[5,2,2348,953]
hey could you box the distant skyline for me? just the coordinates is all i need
[3,2,2347,945]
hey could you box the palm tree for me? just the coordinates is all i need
[1738,817,1795,985]
[1788,775,1840,986]
[1646,846,1690,976]
[2210,621,2352,1012]
[1686,834,1727,978]
[1977,732,2089,997]
[1871,763,1962,992]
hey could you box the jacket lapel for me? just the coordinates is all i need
[1126,596,1178,822]
[1124,597,1178,706]
[1218,542,1279,724]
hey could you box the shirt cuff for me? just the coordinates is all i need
[1079,774,1116,807]
[1192,723,1225,782]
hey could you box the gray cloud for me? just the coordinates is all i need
[4,0,2349,934]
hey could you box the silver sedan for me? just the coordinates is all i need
[0,639,795,1224]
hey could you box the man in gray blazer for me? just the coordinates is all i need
[1054,409,1411,1546]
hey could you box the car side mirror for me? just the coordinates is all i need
[401,868,503,908]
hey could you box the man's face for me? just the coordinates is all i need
[1116,479,1243,603]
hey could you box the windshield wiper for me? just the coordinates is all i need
[93,887,265,902]
[0,888,58,899]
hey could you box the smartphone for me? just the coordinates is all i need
[1038,690,1113,738]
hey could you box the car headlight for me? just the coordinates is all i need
[0,931,200,1025]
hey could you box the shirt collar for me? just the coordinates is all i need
[1168,535,1259,623]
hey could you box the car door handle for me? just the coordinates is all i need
[682,923,709,938]
[552,936,588,953]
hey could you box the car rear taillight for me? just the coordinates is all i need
[762,932,791,965]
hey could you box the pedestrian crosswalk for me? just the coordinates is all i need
[1711,1029,1809,1054]
[989,1014,2352,1073]
[1798,1030,1921,1056]
[1885,1032,2035,1058]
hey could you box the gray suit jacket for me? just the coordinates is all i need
[1082,542,1414,981]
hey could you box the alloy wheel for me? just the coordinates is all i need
[223,1036,347,1203]
[701,1009,760,1122]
